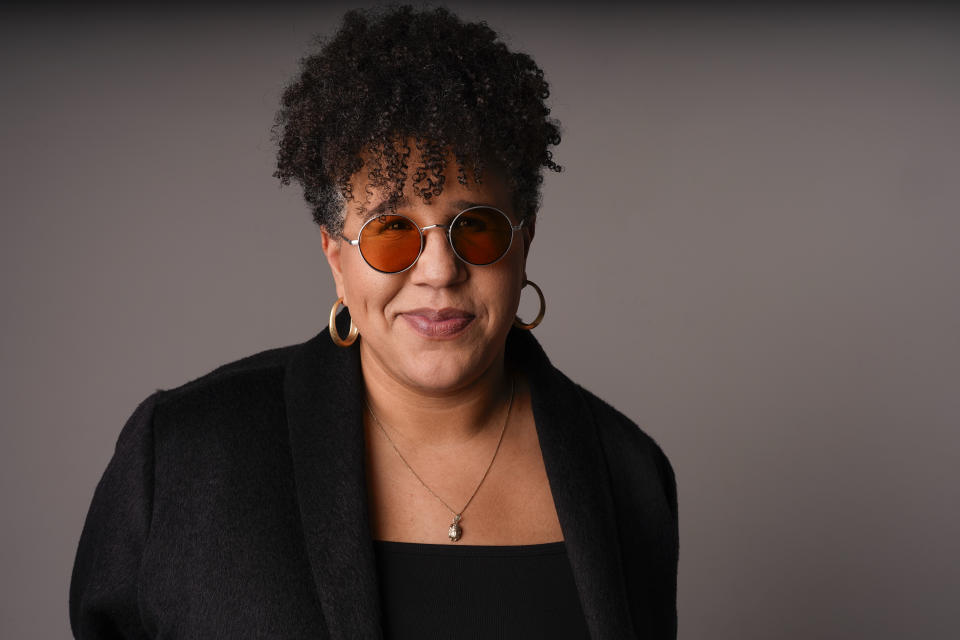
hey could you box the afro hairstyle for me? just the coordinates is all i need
[273,4,562,233]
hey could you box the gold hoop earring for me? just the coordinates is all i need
[329,297,359,347]
[513,279,545,330]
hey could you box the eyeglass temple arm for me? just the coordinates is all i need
[505,218,528,235]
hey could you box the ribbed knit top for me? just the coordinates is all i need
[372,539,591,639]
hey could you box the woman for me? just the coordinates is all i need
[70,6,678,639]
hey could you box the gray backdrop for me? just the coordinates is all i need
[2,3,958,638]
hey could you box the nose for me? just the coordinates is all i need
[409,224,465,287]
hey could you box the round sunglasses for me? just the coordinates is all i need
[340,205,526,274]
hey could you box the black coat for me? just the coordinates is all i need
[70,319,679,639]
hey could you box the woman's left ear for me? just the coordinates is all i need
[523,218,536,258]
[320,228,346,300]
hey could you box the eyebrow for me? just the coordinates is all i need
[355,197,492,220]
[354,197,410,220]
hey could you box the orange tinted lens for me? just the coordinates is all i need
[450,208,513,265]
[358,215,422,272]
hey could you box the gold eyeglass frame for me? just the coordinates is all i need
[339,205,526,274]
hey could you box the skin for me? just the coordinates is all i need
[320,155,564,544]
[321,158,533,440]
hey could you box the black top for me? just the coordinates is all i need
[372,539,591,639]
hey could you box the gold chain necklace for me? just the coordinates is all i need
[365,378,515,542]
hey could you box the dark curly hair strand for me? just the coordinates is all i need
[273,5,562,233]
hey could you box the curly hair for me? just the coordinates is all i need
[273,5,561,233]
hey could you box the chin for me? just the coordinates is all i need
[399,349,489,393]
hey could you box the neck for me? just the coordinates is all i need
[359,346,512,448]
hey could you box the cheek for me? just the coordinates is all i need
[340,258,402,322]
[338,250,366,302]
[483,261,526,322]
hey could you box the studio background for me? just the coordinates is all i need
[2,2,958,638]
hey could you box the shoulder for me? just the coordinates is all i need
[125,338,323,498]
[578,385,671,469]
[508,328,676,497]
[139,338,316,452]
[161,341,298,398]
[568,379,677,518]
[583,384,672,466]
[152,340,303,416]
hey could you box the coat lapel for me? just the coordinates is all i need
[284,313,634,639]
[284,315,383,639]
[509,329,637,639]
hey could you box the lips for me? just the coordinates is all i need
[400,308,475,338]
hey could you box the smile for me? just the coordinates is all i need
[400,308,475,339]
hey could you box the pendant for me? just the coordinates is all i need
[448,514,462,542]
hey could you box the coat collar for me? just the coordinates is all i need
[284,313,636,639]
